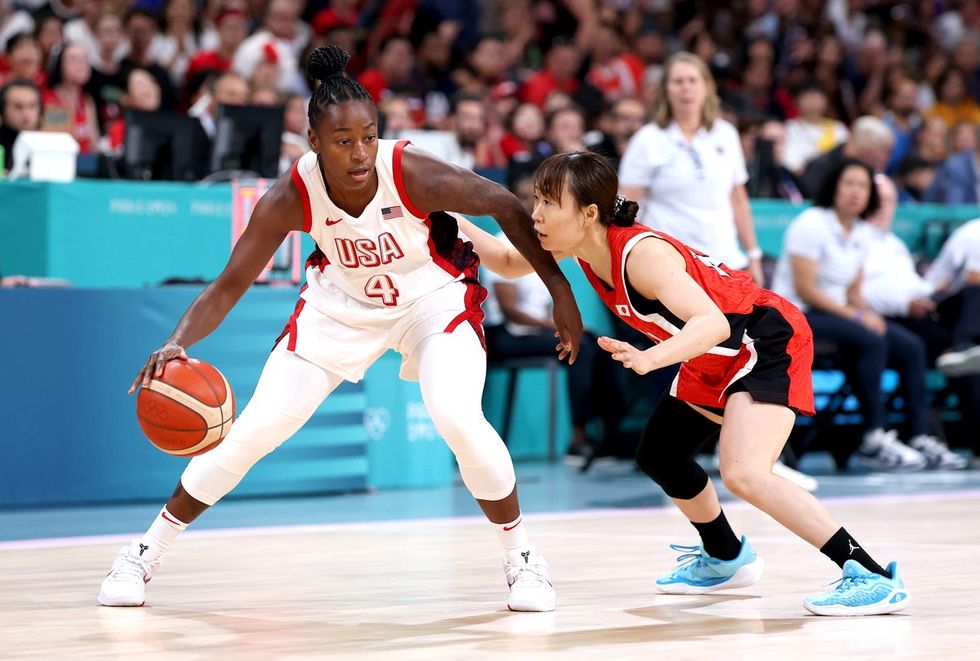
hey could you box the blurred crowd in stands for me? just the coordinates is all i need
[0,0,976,195]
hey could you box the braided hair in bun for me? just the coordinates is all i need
[306,45,373,126]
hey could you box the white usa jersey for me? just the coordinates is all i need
[290,139,467,310]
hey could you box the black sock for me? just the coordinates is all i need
[820,527,889,577]
[691,510,742,561]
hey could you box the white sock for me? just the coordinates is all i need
[137,507,188,563]
[494,514,531,559]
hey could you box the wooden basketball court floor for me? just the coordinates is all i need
[2,463,979,660]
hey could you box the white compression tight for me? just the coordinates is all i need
[415,326,516,501]
[180,342,344,505]
[181,326,516,506]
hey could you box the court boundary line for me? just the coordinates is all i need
[2,488,979,550]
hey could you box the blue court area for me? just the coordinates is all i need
[4,458,979,543]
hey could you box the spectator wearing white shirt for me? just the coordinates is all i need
[783,81,849,175]
[924,219,980,377]
[0,1,34,57]
[861,176,968,469]
[232,0,307,95]
[618,52,765,285]
[64,0,125,66]
[771,159,928,472]
[154,0,200,88]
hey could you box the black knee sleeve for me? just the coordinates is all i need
[635,396,721,500]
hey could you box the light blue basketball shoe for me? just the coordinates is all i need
[804,560,910,616]
[655,536,764,594]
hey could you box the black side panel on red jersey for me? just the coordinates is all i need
[623,273,750,353]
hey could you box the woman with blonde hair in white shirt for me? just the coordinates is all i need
[618,51,765,286]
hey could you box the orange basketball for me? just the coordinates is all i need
[136,358,236,456]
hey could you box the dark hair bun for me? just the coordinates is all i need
[612,196,639,226]
[307,45,351,82]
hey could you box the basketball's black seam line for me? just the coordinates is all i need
[139,387,209,428]
[184,360,227,423]
[136,413,225,432]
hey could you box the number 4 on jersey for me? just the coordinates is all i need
[365,274,400,306]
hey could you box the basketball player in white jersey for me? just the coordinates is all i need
[98,45,583,612]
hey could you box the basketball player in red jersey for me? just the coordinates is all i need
[99,46,582,612]
[458,151,910,616]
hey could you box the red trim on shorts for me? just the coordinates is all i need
[290,160,313,233]
[287,298,306,351]
[392,140,425,219]
[274,284,308,351]
[444,280,487,350]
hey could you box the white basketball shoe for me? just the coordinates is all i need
[504,548,556,611]
[98,540,160,606]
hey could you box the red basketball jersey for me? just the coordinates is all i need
[578,224,814,414]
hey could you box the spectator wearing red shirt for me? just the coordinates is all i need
[311,1,357,38]
[184,9,247,99]
[586,23,642,102]
[357,35,419,104]
[521,38,581,108]
[499,102,549,162]
[43,42,100,154]
[1,32,45,89]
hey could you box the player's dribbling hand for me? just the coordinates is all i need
[550,285,583,364]
[598,336,656,375]
[130,342,188,394]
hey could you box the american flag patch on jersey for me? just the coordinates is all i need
[381,206,403,220]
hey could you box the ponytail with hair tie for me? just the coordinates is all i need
[611,195,639,226]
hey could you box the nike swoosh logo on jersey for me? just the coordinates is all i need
[325,217,342,226]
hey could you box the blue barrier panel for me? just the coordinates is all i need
[0,179,318,286]
[3,179,976,285]
[0,286,368,507]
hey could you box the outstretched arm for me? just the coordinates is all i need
[402,146,582,362]
[131,175,303,392]
[456,215,558,279]
[598,238,731,375]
